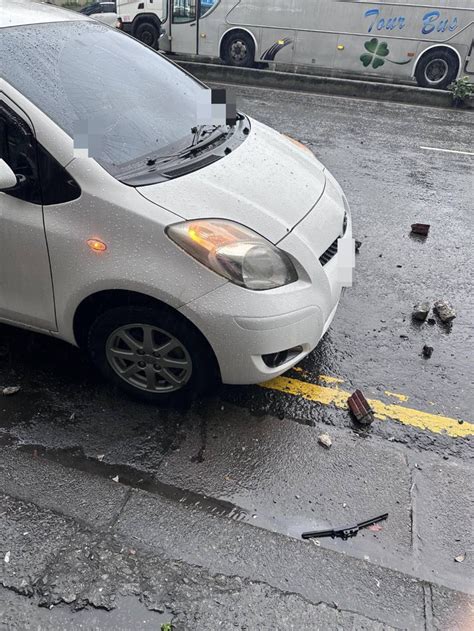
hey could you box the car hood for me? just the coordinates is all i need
[137,118,327,243]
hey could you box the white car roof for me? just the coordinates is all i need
[0,0,87,29]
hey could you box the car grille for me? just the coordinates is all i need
[319,211,348,266]
[319,239,339,266]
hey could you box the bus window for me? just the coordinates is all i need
[200,0,219,18]
[172,0,196,23]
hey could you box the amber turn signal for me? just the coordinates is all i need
[87,239,107,252]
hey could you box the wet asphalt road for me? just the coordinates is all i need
[1,87,473,628]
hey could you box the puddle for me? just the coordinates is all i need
[0,391,45,429]
[6,437,388,554]
[2,436,431,585]
[14,440,252,523]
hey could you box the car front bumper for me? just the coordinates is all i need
[179,172,354,385]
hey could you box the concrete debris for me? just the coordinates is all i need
[112,475,119,482]
[347,390,375,426]
[318,433,332,448]
[2,386,20,396]
[4,551,10,563]
[97,454,105,461]
[410,223,430,236]
[422,345,434,359]
[434,300,456,323]
[454,553,466,563]
[412,302,430,321]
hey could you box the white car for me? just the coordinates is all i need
[0,0,353,402]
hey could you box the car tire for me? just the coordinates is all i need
[415,49,459,89]
[87,305,217,403]
[222,31,255,68]
[135,21,159,49]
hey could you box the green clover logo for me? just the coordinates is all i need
[360,38,389,69]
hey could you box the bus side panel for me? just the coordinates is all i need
[293,32,338,72]
[332,3,472,82]
[291,1,340,71]
[465,39,474,74]
[198,9,223,58]
[259,29,296,65]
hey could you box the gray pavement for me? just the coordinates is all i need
[1,86,473,629]
[0,445,471,630]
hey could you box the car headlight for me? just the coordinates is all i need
[166,219,298,290]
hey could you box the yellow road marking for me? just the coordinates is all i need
[293,368,345,385]
[319,375,345,385]
[259,376,472,438]
[385,390,409,403]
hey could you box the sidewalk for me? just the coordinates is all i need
[1,443,472,630]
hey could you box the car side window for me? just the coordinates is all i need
[37,144,82,205]
[0,105,41,204]
[0,103,80,206]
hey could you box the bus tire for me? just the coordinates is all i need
[222,31,255,68]
[135,21,160,49]
[415,49,459,89]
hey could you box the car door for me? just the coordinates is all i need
[169,0,200,54]
[0,99,56,331]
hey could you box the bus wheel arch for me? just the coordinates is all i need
[220,28,257,68]
[414,46,460,89]
[132,14,162,49]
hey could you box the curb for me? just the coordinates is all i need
[176,60,474,110]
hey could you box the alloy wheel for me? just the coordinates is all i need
[106,323,192,392]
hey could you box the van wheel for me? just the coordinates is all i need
[87,306,216,403]
[222,31,255,68]
[415,49,459,89]
[135,21,159,49]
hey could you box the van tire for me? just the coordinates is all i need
[87,305,217,404]
[222,31,255,68]
[135,21,160,49]
[415,49,459,89]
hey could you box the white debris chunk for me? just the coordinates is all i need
[2,386,20,396]
[318,433,332,448]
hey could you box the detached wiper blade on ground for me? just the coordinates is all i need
[302,513,388,540]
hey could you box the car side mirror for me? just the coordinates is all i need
[0,159,18,191]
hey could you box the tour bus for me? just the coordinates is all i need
[116,0,474,89]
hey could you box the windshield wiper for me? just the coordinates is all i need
[116,121,240,182]
[190,124,220,146]
[302,513,388,540]
[187,124,230,154]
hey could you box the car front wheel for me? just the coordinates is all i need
[87,305,216,402]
